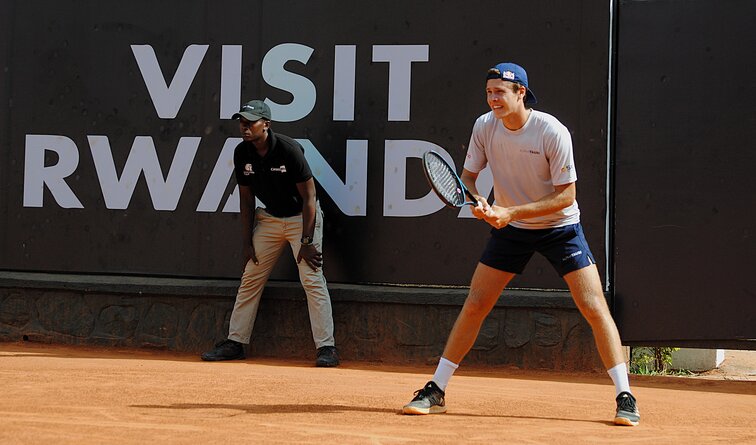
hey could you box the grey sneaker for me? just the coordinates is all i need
[614,391,640,426]
[402,381,447,415]
[315,346,340,367]
[201,339,245,361]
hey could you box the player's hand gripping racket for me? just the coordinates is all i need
[422,150,479,208]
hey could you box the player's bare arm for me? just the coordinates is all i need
[460,169,491,219]
[239,185,259,268]
[295,178,323,270]
[483,182,576,229]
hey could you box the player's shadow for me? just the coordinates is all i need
[131,403,396,415]
[132,403,613,425]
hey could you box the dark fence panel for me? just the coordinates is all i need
[614,0,756,343]
[1,0,609,288]
[1,2,13,262]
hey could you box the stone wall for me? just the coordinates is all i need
[0,272,604,371]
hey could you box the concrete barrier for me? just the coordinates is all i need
[0,272,605,371]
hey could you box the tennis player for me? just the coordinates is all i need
[402,62,640,426]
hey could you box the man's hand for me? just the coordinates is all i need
[483,205,515,229]
[297,243,323,271]
[471,196,491,220]
[242,244,259,271]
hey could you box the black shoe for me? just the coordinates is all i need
[614,391,640,426]
[402,381,447,415]
[315,346,339,367]
[201,339,245,361]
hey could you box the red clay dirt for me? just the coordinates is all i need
[1,342,754,444]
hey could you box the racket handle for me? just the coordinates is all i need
[464,190,480,206]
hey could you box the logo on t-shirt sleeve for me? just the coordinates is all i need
[243,163,255,175]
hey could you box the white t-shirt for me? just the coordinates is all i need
[463,109,580,229]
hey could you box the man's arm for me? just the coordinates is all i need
[461,169,482,198]
[461,169,491,219]
[295,178,322,270]
[239,185,258,269]
[483,182,576,229]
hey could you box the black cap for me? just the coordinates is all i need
[232,100,272,121]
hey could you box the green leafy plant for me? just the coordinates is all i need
[629,346,680,375]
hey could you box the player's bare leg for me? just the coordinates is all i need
[403,263,513,415]
[563,265,624,368]
[442,263,515,363]
[563,264,640,426]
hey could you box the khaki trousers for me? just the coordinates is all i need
[227,204,335,348]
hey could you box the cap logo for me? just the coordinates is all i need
[502,70,515,80]
[242,105,258,111]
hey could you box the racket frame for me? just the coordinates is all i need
[422,150,479,208]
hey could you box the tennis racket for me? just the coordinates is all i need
[422,150,479,208]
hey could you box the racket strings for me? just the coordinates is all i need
[426,156,464,206]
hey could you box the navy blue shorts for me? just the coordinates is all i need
[480,223,596,277]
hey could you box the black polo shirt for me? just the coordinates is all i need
[233,130,313,217]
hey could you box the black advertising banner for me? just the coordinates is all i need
[1,1,609,287]
[614,0,756,342]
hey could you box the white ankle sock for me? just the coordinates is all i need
[607,362,631,396]
[432,357,459,391]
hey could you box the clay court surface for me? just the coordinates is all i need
[1,343,754,444]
